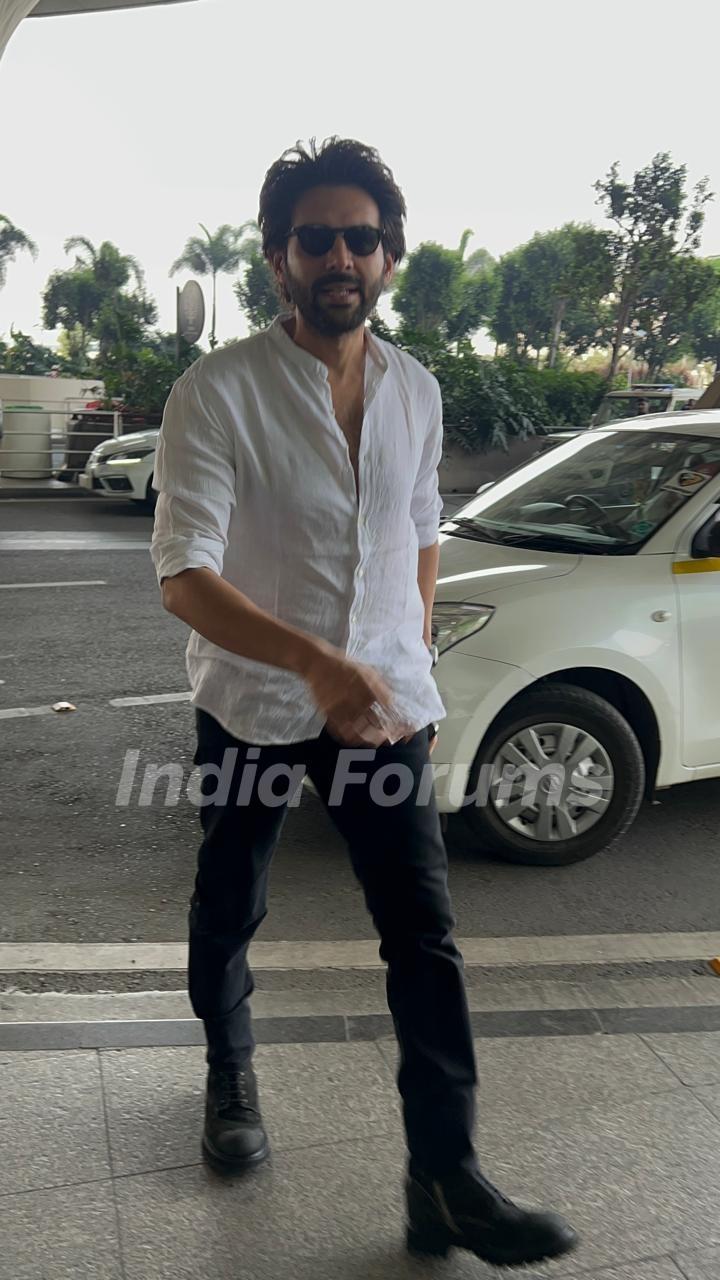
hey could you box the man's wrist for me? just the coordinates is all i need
[289,632,332,679]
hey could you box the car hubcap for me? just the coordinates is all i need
[488,721,614,842]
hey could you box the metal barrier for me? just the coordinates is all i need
[0,401,123,480]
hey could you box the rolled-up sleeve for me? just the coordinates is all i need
[410,376,444,548]
[150,362,237,585]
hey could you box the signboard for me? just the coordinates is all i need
[177,280,205,345]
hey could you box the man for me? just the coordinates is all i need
[151,137,577,1269]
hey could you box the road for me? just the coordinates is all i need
[1,495,719,948]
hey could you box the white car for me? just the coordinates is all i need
[78,429,158,508]
[541,386,701,451]
[591,385,701,425]
[431,412,720,865]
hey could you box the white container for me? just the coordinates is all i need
[0,404,52,478]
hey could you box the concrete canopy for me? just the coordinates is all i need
[1,0,196,61]
[28,1,195,14]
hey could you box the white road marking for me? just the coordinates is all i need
[0,580,107,590]
[0,498,113,503]
[0,691,193,719]
[110,692,192,707]
[0,539,148,551]
[0,705,57,720]
[1,933,719,973]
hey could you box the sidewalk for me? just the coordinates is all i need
[3,972,720,1278]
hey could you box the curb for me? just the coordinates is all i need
[0,957,716,996]
[4,933,720,974]
[4,1003,720,1052]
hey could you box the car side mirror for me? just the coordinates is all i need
[691,509,720,558]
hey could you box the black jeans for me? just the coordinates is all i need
[188,707,477,1175]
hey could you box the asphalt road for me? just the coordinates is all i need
[1,495,719,946]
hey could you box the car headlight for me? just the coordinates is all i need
[431,602,495,657]
[88,446,106,463]
[106,448,155,463]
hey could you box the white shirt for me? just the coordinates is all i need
[150,315,446,745]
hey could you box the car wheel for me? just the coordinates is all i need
[463,684,645,866]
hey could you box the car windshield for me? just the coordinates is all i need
[444,430,720,554]
[594,394,670,424]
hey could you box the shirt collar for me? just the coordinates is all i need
[267,314,389,389]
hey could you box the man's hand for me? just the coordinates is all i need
[300,641,413,747]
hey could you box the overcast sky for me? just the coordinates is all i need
[2,0,720,352]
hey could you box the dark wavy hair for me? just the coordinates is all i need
[258,137,407,265]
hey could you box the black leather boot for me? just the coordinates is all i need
[406,1165,578,1268]
[202,1065,269,1173]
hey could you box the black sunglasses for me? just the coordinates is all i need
[288,224,383,257]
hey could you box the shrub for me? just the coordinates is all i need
[521,367,607,427]
[371,322,551,451]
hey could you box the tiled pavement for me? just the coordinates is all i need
[4,1017,720,1279]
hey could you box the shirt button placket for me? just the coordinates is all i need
[350,512,367,637]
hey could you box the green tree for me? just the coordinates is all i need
[544,225,614,367]
[42,238,156,364]
[98,343,199,420]
[55,322,94,372]
[391,231,495,346]
[170,222,257,350]
[687,256,720,374]
[234,249,281,331]
[594,152,713,379]
[446,242,498,348]
[143,329,204,363]
[93,288,157,361]
[632,254,718,377]
[489,224,613,366]
[42,268,101,365]
[95,328,202,417]
[0,214,38,290]
[0,327,58,375]
[489,246,547,359]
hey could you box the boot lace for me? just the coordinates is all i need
[215,1069,256,1115]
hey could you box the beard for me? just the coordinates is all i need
[282,264,386,337]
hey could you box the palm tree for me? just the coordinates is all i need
[64,236,147,296]
[47,237,156,361]
[0,214,38,289]
[42,269,102,366]
[170,222,257,349]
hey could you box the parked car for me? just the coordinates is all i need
[539,385,701,453]
[431,411,720,865]
[58,401,161,483]
[78,428,158,508]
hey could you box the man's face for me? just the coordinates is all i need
[273,184,394,337]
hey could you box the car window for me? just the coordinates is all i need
[595,395,670,424]
[448,431,720,554]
